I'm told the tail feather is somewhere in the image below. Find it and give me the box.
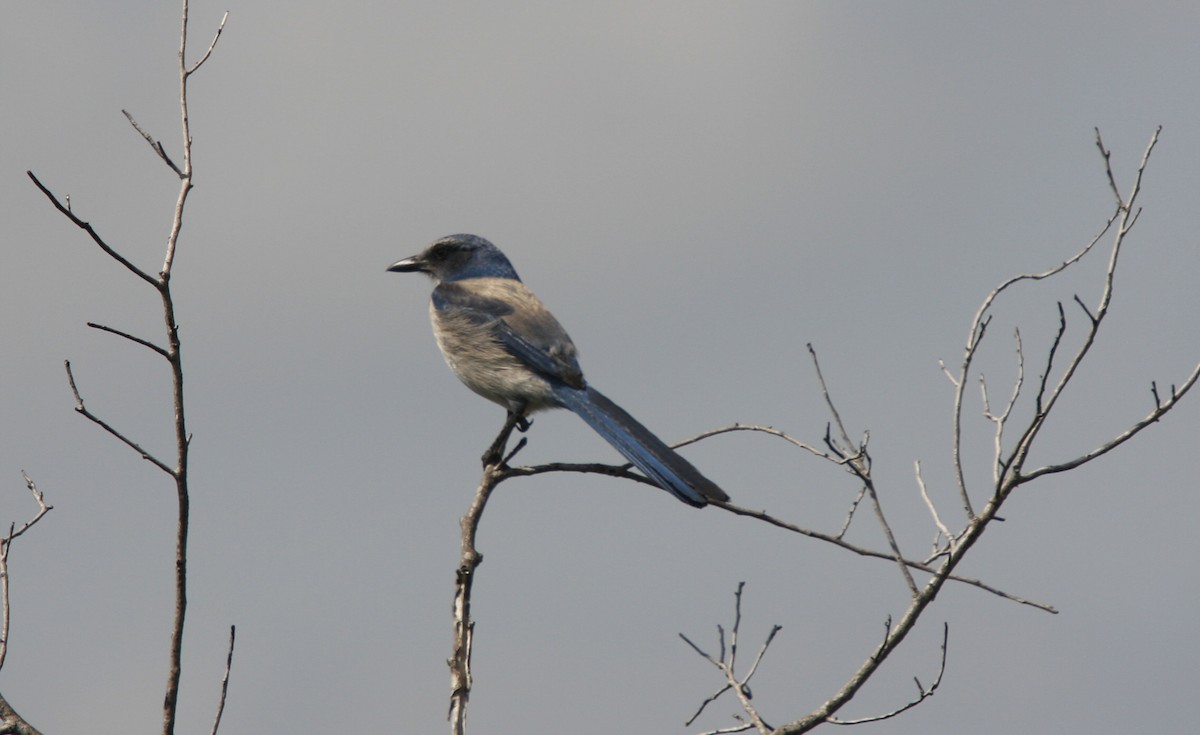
[553,385,728,507]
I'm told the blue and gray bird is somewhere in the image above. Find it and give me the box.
[388,234,728,508]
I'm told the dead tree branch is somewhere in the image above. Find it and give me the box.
[0,473,53,672]
[208,625,236,735]
[825,622,949,725]
[0,474,53,735]
[64,360,175,476]
[433,128,1190,734]
[681,583,781,734]
[26,3,229,735]
[447,426,512,735]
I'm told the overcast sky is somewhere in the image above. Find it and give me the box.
[2,2,1199,734]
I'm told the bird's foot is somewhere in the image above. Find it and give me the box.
[482,411,529,468]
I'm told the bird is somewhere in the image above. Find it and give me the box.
[388,234,728,508]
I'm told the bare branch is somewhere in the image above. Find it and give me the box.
[0,693,44,735]
[834,486,867,540]
[122,109,184,178]
[826,623,949,725]
[1,473,54,672]
[7,473,52,547]
[1021,360,1200,482]
[771,132,1169,734]
[64,360,176,476]
[25,170,159,288]
[1072,293,1097,325]
[947,202,1120,518]
[938,359,960,388]
[861,476,918,597]
[807,344,853,450]
[980,329,1025,484]
[674,423,830,462]
[1007,128,1163,480]
[696,723,756,735]
[505,443,1056,612]
[87,321,170,359]
[804,345,918,595]
[1095,127,1124,208]
[27,5,227,735]
[208,625,236,735]
[1032,302,1068,420]
[915,461,954,555]
[185,11,230,75]
[682,584,779,734]
[449,419,511,734]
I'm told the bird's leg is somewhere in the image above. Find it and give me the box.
[482,405,529,468]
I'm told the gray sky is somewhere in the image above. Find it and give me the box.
[3,2,1199,733]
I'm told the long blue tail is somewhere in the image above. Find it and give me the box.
[553,385,728,507]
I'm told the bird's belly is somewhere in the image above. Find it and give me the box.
[432,313,559,413]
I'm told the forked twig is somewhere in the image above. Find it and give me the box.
[0,473,54,672]
[681,583,781,734]
[826,623,949,725]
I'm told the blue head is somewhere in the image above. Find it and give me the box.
[387,234,521,283]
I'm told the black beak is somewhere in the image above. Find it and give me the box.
[386,255,425,273]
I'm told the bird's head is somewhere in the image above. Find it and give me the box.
[387,234,521,283]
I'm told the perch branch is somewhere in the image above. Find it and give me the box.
[448,415,516,735]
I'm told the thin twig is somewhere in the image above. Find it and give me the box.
[64,360,175,476]
[87,322,170,359]
[806,346,917,595]
[682,584,779,734]
[834,486,867,540]
[770,128,1171,735]
[505,450,1056,612]
[208,625,236,735]
[186,11,229,74]
[915,461,954,555]
[861,476,918,597]
[981,329,1025,484]
[947,206,1120,519]
[0,474,54,672]
[1021,359,1200,481]
[1095,127,1124,209]
[122,110,184,178]
[674,423,830,462]
[1006,128,1162,482]
[826,623,949,725]
[25,171,159,288]
[808,344,853,449]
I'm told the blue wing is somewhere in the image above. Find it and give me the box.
[432,279,584,388]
